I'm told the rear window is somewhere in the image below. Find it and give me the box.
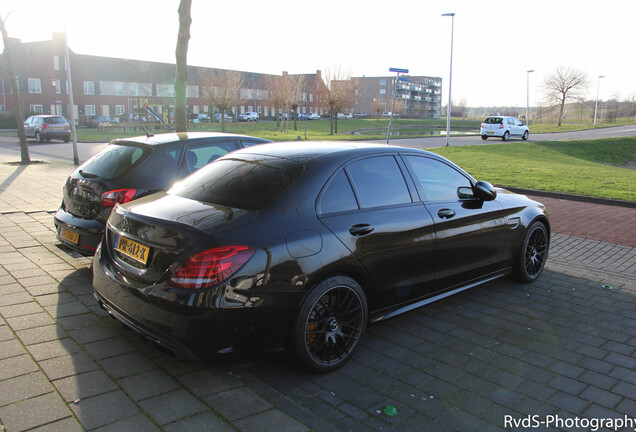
[169,154,303,210]
[79,144,150,180]
[484,117,503,124]
[44,116,67,124]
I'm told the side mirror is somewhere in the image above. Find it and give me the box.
[473,181,497,201]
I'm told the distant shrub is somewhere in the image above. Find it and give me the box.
[0,112,17,129]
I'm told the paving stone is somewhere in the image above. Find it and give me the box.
[0,392,72,432]
[118,369,181,402]
[70,390,139,430]
[54,369,119,403]
[0,371,54,407]
[39,351,99,381]
[162,411,235,432]
[138,389,207,425]
[204,386,273,421]
[234,409,309,432]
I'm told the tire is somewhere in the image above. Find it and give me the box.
[502,131,510,141]
[522,130,529,141]
[511,221,549,282]
[293,276,367,373]
[35,132,43,143]
[63,137,70,143]
[481,135,488,140]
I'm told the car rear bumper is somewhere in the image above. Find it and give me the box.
[480,129,504,137]
[53,207,104,255]
[41,130,70,139]
[92,244,298,361]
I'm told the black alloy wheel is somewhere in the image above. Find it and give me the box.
[294,276,367,373]
[481,135,488,140]
[512,221,549,282]
[522,130,529,140]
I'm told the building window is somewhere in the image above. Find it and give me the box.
[129,83,139,96]
[380,79,386,86]
[379,89,386,95]
[29,104,43,114]
[53,79,61,94]
[114,82,124,96]
[309,94,313,102]
[157,84,174,97]
[54,56,60,71]
[84,81,95,95]
[28,78,42,94]
[115,105,125,115]
[257,106,262,114]
[85,105,96,116]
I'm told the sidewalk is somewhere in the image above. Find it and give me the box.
[1,158,635,431]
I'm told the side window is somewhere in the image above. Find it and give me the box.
[320,171,358,214]
[241,140,266,148]
[346,156,411,209]
[508,118,514,125]
[179,141,237,176]
[403,156,472,202]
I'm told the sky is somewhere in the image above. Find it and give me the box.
[2,0,635,108]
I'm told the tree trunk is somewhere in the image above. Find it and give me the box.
[174,0,192,132]
[558,99,565,127]
[0,16,30,164]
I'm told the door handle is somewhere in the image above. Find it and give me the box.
[349,224,374,236]
[438,209,456,219]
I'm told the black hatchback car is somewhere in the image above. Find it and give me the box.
[92,142,549,372]
[54,132,271,254]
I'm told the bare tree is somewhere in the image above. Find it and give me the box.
[264,75,286,128]
[542,67,589,126]
[0,13,29,164]
[200,70,244,132]
[287,75,306,131]
[370,99,383,119]
[174,0,192,132]
[321,67,356,135]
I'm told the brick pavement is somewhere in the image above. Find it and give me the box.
[1,157,636,431]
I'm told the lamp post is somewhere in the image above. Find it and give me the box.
[526,70,534,126]
[442,12,454,146]
[594,74,604,127]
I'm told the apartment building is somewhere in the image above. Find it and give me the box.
[352,75,442,118]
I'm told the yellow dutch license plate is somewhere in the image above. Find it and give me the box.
[114,235,150,265]
[60,227,79,244]
[487,131,495,135]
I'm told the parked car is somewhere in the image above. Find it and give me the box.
[238,112,259,122]
[297,113,308,121]
[92,141,550,372]
[24,115,71,143]
[353,112,368,118]
[54,132,272,255]
[196,113,211,122]
[213,113,233,123]
[86,116,112,128]
[306,113,321,120]
[480,116,529,141]
[337,113,353,119]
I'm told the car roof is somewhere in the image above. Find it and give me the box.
[111,132,270,147]
[230,141,442,165]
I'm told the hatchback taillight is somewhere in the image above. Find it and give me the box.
[169,246,255,289]
[499,123,505,129]
[101,189,137,207]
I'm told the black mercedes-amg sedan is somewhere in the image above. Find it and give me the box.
[92,142,549,372]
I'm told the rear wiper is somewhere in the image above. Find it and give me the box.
[79,170,98,178]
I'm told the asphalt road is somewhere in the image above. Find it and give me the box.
[1,125,635,164]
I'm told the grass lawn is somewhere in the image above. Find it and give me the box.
[430,137,636,202]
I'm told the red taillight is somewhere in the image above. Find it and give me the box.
[101,189,137,207]
[169,246,255,289]
[41,124,50,129]
[499,123,505,129]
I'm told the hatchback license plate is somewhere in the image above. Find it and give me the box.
[60,227,79,244]
[114,235,149,265]
[487,131,495,135]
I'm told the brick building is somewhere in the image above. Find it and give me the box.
[0,33,327,124]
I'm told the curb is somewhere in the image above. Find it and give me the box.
[501,186,636,209]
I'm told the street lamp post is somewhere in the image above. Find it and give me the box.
[594,74,604,128]
[526,70,534,126]
[442,12,455,147]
